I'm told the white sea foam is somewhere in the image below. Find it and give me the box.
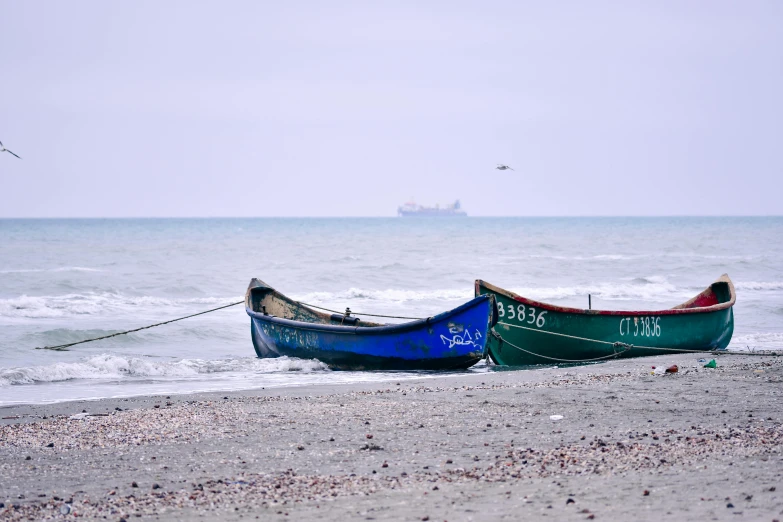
[0,266,104,274]
[730,332,783,349]
[6,278,777,321]
[0,293,241,319]
[525,253,757,262]
[511,281,683,302]
[591,254,638,260]
[515,278,781,302]
[734,281,783,291]
[294,288,472,304]
[0,354,329,387]
[528,254,643,261]
[295,278,686,305]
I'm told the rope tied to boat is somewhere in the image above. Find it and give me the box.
[34,300,424,351]
[492,322,783,361]
[35,300,245,351]
[490,330,632,363]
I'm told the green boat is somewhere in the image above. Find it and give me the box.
[475,274,735,365]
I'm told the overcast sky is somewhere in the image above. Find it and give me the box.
[1,1,781,217]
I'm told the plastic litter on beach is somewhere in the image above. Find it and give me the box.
[550,415,564,421]
[68,413,110,420]
[704,359,717,368]
[665,365,679,374]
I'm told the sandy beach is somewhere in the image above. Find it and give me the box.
[1,353,781,521]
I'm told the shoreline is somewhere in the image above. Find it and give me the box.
[3,349,779,410]
[1,353,782,521]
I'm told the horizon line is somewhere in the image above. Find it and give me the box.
[1,215,781,219]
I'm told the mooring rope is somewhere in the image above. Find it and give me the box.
[500,322,641,349]
[296,301,424,321]
[489,331,631,363]
[36,301,245,351]
[35,299,423,351]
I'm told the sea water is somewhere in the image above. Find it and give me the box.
[1,217,781,405]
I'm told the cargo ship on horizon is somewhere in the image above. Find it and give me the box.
[397,199,467,217]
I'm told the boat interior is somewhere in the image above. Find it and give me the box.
[246,280,385,327]
[672,275,735,310]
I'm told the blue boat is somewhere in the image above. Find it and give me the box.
[245,279,497,370]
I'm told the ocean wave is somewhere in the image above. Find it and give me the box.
[525,253,757,262]
[3,279,777,321]
[297,279,783,305]
[24,328,143,347]
[630,275,668,285]
[21,324,245,347]
[296,278,685,305]
[0,266,104,274]
[510,280,682,302]
[734,282,783,291]
[0,293,241,319]
[592,254,638,260]
[527,254,643,261]
[294,288,472,304]
[0,354,329,387]
[729,332,783,349]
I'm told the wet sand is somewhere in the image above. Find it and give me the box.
[1,353,782,521]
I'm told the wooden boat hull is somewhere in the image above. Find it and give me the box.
[247,279,497,371]
[476,275,735,366]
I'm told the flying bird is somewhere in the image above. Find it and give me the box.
[0,141,21,159]
[496,164,513,171]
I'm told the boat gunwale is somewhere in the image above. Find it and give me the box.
[476,274,735,317]
[246,283,495,336]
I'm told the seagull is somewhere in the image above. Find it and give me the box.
[0,141,21,159]
[496,164,513,171]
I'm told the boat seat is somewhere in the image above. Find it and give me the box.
[331,313,360,326]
